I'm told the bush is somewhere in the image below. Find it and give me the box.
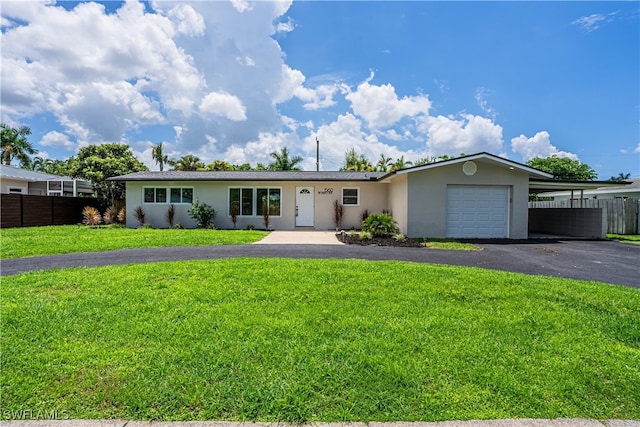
[82,206,102,226]
[165,204,176,227]
[117,207,126,224]
[188,199,216,228]
[333,200,344,229]
[133,206,146,227]
[361,213,399,237]
[359,230,372,240]
[102,206,117,224]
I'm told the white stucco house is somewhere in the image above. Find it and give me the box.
[0,164,94,197]
[112,152,572,239]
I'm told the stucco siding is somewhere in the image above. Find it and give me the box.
[125,180,388,230]
[387,175,408,234]
[1,178,28,195]
[406,162,530,238]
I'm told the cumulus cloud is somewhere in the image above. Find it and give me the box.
[40,131,76,151]
[419,114,504,157]
[510,131,578,161]
[168,4,205,36]
[199,91,247,121]
[346,73,431,129]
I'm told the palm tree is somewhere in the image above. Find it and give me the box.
[389,156,412,172]
[168,154,204,171]
[376,154,393,172]
[340,148,374,172]
[1,123,37,167]
[31,156,54,172]
[151,143,169,171]
[206,160,234,171]
[268,147,303,171]
[609,172,631,182]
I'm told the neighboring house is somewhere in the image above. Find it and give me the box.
[538,177,640,200]
[0,164,94,197]
[113,152,582,239]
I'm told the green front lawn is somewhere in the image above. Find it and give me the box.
[2,259,638,422]
[0,225,269,258]
[607,234,640,245]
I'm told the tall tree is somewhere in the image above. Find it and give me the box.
[1,123,37,167]
[151,143,169,171]
[608,172,631,182]
[268,147,303,171]
[526,156,597,181]
[340,148,374,171]
[67,143,148,201]
[389,156,412,171]
[205,160,234,171]
[169,154,204,171]
[376,154,393,172]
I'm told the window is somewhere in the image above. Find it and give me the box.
[144,187,192,204]
[342,187,359,205]
[229,187,281,216]
[8,188,23,194]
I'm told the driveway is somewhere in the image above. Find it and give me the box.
[2,238,638,288]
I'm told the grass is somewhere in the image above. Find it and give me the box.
[607,234,640,245]
[2,258,638,422]
[0,225,269,258]
[421,238,482,251]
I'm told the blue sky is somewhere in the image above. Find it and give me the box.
[1,1,638,178]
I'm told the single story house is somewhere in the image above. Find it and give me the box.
[537,177,640,201]
[113,152,579,239]
[0,164,94,197]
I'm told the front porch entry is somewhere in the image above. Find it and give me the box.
[296,186,314,227]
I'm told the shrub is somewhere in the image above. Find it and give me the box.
[133,206,146,227]
[165,204,176,228]
[333,200,344,229]
[188,199,216,229]
[103,206,117,224]
[174,223,184,229]
[361,213,399,237]
[261,196,270,230]
[359,230,372,240]
[82,206,102,226]
[117,207,126,224]
[230,202,239,229]
[246,224,255,230]
[360,209,370,223]
[393,233,406,241]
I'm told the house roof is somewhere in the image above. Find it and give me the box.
[535,177,639,195]
[110,170,388,182]
[0,164,74,182]
[392,152,553,179]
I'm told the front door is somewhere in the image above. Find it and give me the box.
[296,186,314,227]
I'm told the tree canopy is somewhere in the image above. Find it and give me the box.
[151,143,169,171]
[268,147,303,171]
[608,172,631,183]
[169,154,205,171]
[526,156,597,181]
[1,123,37,168]
[67,143,148,201]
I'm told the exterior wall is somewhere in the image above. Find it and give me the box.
[529,208,606,238]
[125,180,388,230]
[405,162,531,239]
[387,174,408,234]
[1,178,28,195]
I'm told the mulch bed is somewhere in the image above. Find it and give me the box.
[336,233,424,247]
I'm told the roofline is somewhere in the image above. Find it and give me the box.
[392,152,553,179]
[108,172,388,182]
[529,179,632,192]
[536,181,636,196]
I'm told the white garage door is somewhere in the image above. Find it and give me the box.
[446,186,509,238]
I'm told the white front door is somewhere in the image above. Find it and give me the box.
[296,186,314,227]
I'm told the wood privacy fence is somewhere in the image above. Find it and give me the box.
[1,194,104,228]
[529,198,639,235]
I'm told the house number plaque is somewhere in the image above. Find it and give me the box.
[317,187,333,195]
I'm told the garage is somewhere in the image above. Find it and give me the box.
[446,185,509,238]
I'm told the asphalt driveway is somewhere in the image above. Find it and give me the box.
[2,239,638,288]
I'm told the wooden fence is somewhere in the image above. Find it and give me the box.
[529,198,639,235]
[1,194,105,228]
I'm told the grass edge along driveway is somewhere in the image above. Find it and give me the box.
[2,258,638,422]
[0,225,269,259]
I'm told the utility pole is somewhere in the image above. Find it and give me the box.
[316,136,320,171]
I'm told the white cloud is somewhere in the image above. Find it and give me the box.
[168,4,205,36]
[420,114,504,157]
[634,144,640,154]
[475,87,497,119]
[510,131,578,161]
[230,0,253,13]
[199,91,247,121]
[40,131,76,151]
[571,12,618,32]
[275,16,295,33]
[346,73,431,128]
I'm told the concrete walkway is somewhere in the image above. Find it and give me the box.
[2,419,639,426]
[253,230,343,245]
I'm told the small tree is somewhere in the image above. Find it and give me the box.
[261,195,270,230]
[333,199,344,229]
[133,206,146,227]
[165,204,176,227]
[188,199,216,228]
[230,201,239,229]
